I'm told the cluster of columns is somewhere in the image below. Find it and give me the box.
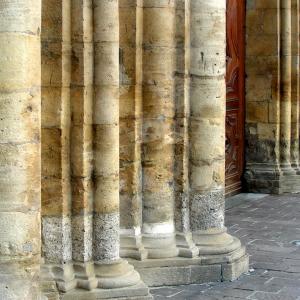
[0,0,247,299]
[245,0,300,193]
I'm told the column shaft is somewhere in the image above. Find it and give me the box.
[93,0,141,289]
[142,0,178,258]
[71,0,96,290]
[93,0,120,264]
[119,0,147,260]
[174,0,198,258]
[290,0,300,169]
[280,0,294,172]
[189,0,241,255]
[0,1,41,298]
[189,0,226,233]
[41,0,76,292]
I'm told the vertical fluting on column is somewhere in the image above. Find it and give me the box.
[142,0,178,258]
[93,0,141,288]
[290,0,300,170]
[0,1,41,298]
[119,0,147,260]
[41,0,76,292]
[189,0,241,255]
[280,0,295,173]
[70,0,97,290]
[174,0,198,258]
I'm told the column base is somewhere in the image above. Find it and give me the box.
[94,259,142,289]
[130,246,248,286]
[176,232,199,258]
[41,262,77,293]
[41,260,152,299]
[194,227,249,280]
[245,164,300,193]
[73,261,98,290]
[60,281,153,300]
[142,234,179,259]
[120,232,148,260]
[127,228,248,286]
[193,228,241,255]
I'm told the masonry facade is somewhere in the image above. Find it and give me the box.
[0,0,299,299]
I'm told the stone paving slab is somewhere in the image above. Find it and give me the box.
[150,194,300,299]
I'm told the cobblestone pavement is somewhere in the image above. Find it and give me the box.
[150,194,300,299]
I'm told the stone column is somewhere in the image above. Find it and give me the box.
[174,0,198,258]
[71,0,97,290]
[93,0,142,289]
[142,0,178,258]
[280,0,295,173]
[290,0,299,170]
[0,1,41,299]
[189,0,242,256]
[119,0,147,260]
[41,0,76,292]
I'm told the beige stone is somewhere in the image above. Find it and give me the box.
[0,1,41,299]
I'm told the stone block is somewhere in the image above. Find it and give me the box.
[246,101,269,123]
[61,282,152,300]
[190,265,222,284]
[137,266,191,287]
[222,254,250,281]
[246,75,272,102]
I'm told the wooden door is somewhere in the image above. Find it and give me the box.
[225,0,245,196]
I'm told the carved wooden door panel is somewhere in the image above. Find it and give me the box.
[225,0,245,196]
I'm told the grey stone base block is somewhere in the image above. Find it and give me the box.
[279,174,300,193]
[60,282,152,300]
[222,253,250,281]
[136,263,222,287]
[245,167,300,194]
[130,246,249,287]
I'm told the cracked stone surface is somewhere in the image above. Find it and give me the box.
[150,193,300,299]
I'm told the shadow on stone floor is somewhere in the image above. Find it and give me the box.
[150,194,300,299]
